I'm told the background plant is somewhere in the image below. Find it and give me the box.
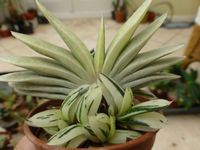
[150,63,200,109]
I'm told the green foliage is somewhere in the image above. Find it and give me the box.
[150,63,200,109]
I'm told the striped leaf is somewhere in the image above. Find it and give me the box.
[0,56,84,84]
[127,112,168,131]
[66,135,87,148]
[36,0,95,79]
[134,89,156,99]
[48,125,84,146]
[115,44,184,81]
[0,71,77,88]
[15,89,67,100]
[100,81,118,114]
[11,32,90,81]
[118,87,133,116]
[88,115,110,142]
[9,82,71,95]
[94,17,105,73]
[103,0,152,74]
[26,109,64,128]
[108,130,141,144]
[120,57,184,84]
[99,74,124,112]
[108,116,116,139]
[43,127,59,135]
[110,14,167,76]
[77,84,102,124]
[118,99,170,120]
[61,85,89,122]
[122,73,180,89]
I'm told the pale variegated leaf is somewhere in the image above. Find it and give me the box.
[110,14,167,76]
[94,17,105,73]
[0,56,84,84]
[36,0,95,79]
[119,99,170,120]
[115,44,184,81]
[118,87,133,116]
[26,109,63,127]
[127,112,168,131]
[9,82,71,95]
[11,32,90,81]
[103,0,152,74]
[0,71,77,88]
[48,125,84,145]
[66,135,87,148]
[43,127,59,135]
[88,115,110,142]
[108,130,141,144]
[122,73,179,88]
[120,57,183,84]
[99,74,124,112]
[61,85,89,122]
[15,89,67,100]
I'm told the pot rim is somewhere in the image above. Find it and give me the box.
[24,100,157,150]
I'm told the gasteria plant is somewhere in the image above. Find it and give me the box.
[0,0,183,148]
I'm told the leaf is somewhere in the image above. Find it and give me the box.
[66,135,87,148]
[77,84,102,124]
[120,57,184,84]
[0,71,77,88]
[100,80,118,113]
[99,74,124,112]
[0,56,84,84]
[110,14,167,76]
[94,17,105,73]
[15,89,67,100]
[127,112,168,131]
[26,109,63,127]
[118,87,133,116]
[102,0,152,74]
[36,0,95,79]
[61,85,89,122]
[108,116,116,139]
[48,125,84,146]
[108,130,141,144]
[118,99,170,120]
[122,73,180,89]
[115,44,184,81]
[88,115,110,142]
[9,82,71,95]
[43,127,59,135]
[11,32,90,81]
[133,89,156,99]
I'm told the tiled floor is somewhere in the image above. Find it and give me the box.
[1,19,199,150]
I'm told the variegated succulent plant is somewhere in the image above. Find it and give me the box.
[0,0,183,148]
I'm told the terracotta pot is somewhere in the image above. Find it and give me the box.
[24,100,157,150]
[115,10,126,23]
[0,29,11,37]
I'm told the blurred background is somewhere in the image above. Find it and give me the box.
[0,0,200,150]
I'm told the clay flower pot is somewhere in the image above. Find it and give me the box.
[0,25,11,37]
[23,100,157,150]
[115,10,126,23]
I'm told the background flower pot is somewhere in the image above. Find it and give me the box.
[21,100,157,150]
[0,29,11,37]
[115,10,126,23]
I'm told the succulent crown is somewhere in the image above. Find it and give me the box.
[0,0,182,100]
